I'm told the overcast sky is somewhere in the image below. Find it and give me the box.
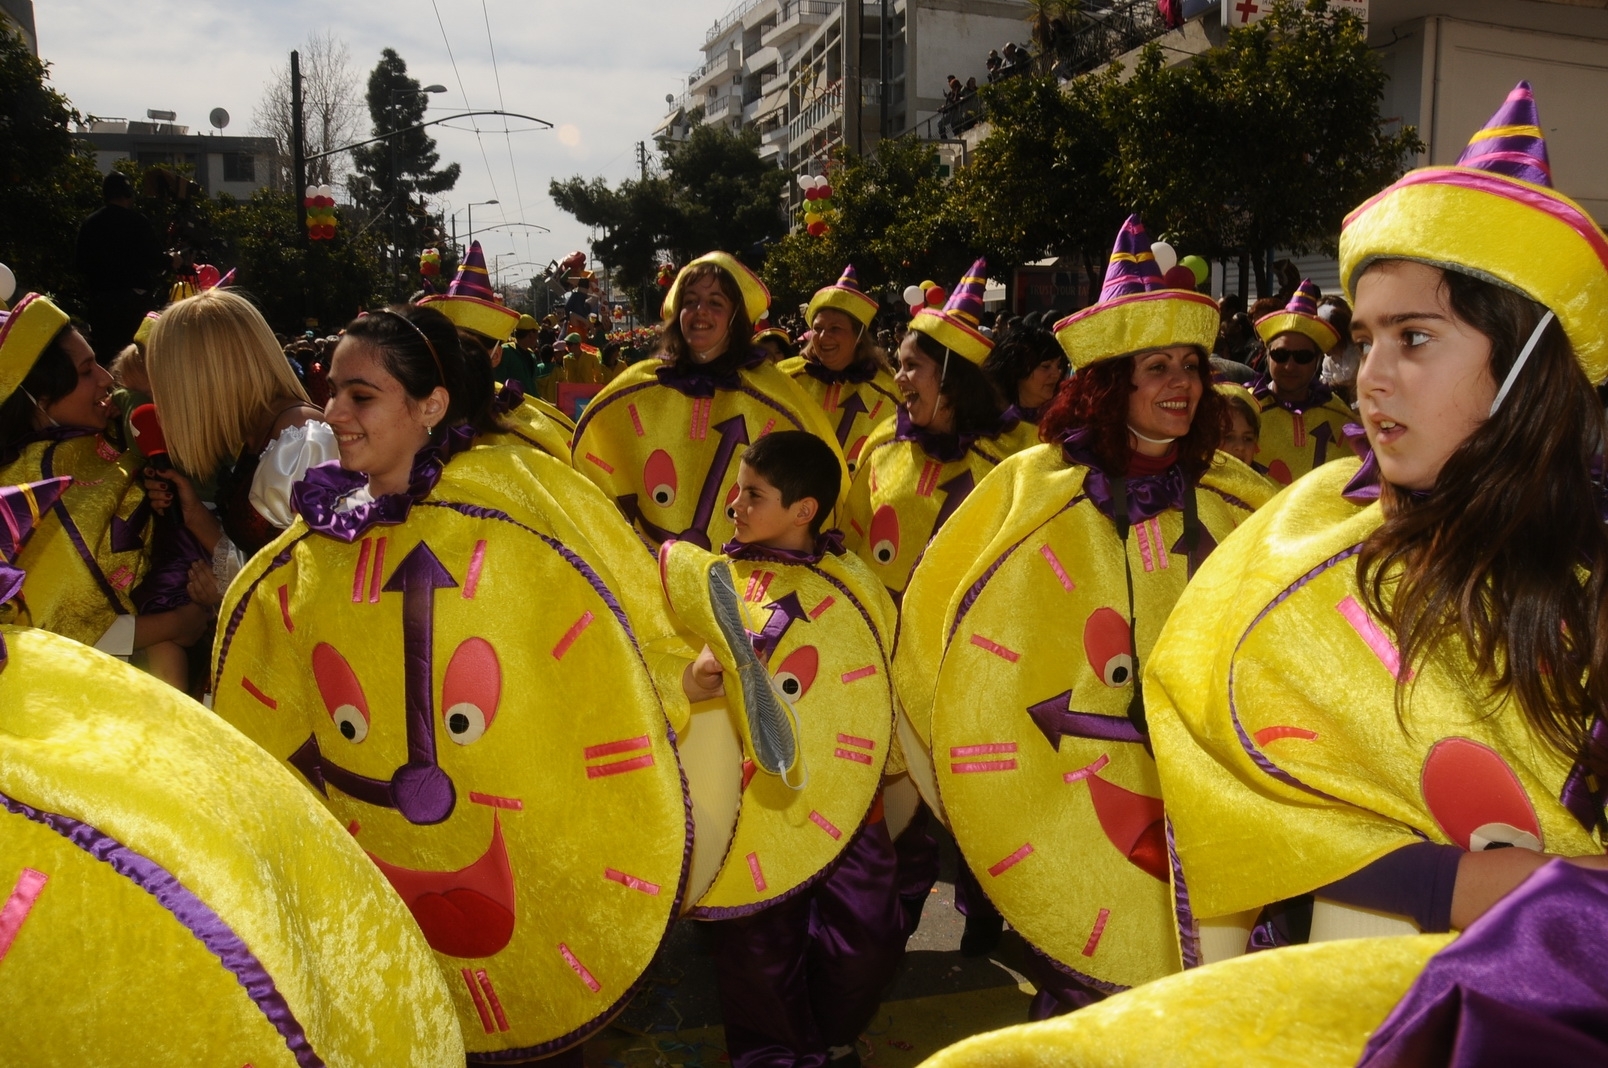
[36,0,739,283]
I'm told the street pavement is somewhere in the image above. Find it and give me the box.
[589,831,1036,1067]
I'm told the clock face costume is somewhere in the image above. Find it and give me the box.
[485,380,574,463]
[571,254,847,550]
[660,534,896,916]
[0,478,462,1067]
[211,432,694,1061]
[1250,279,1354,486]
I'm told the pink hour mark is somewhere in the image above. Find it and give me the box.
[1039,544,1076,592]
[1082,908,1111,957]
[969,634,1021,663]
[1337,595,1411,679]
[987,842,1034,877]
[0,868,48,964]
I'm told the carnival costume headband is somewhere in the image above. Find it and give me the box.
[419,240,522,343]
[662,252,771,325]
[377,308,447,386]
[1053,215,1218,370]
[908,257,992,367]
[0,293,71,405]
[807,264,879,331]
[1255,279,1339,352]
[1340,80,1608,391]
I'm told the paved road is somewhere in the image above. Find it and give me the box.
[590,831,1036,1067]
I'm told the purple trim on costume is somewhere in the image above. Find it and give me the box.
[1225,545,1361,801]
[948,495,1087,643]
[0,790,324,1067]
[1560,716,1608,834]
[654,349,769,398]
[722,529,847,565]
[892,406,1013,464]
[1002,403,1042,426]
[1167,816,1200,969]
[686,803,879,922]
[803,359,879,386]
[1022,935,1127,995]
[291,425,478,542]
[1200,483,1257,514]
[212,542,303,692]
[38,440,128,611]
[1249,373,1336,415]
[1060,427,1188,526]
[492,379,525,415]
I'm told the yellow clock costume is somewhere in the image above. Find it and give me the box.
[896,217,1274,1014]
[0,480,463,1068]
[1249,282,1353,486]
[212,430,696,1062]
[571,254,846,550]
[1147,82,1608,955]
[778,265,900,475]
[487,381,574,464]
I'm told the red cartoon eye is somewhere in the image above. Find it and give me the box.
[442,637,501,745]
[313,642,369,743]
[1422,737,1543,852]
[1084,607,1134,687]
[869,505,900,565]
[644,449,678,508]
[725,481,741,520]
[773,645,819,701]
[846,435,868,474]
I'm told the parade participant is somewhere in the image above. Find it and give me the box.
[894,217,1272,1019]
[500,313,546,391]
[1249,280,1355,485]
[981,326,1067,425]
[0,293,205,686]
[1215,382,1264,470]
[1148,82,1608,976]
[660,430,901,1068]
[571,252,845,550]
[779,265,900,474]
[142,288,333,581]
[754,324,796,363]
[843,258,1037,603]
[0,477,464,1066]
[211,302,701,1063]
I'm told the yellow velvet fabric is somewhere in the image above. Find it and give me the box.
[0,626,461,1067]
[571,360,848,549]
[895,446,1273,989]
[919,935,1452,1068]
[420,293,521,344]
[909,308,992,366]
[0,294,70,404]
[1147,460,1603,923]
[807,286,879,329]
[1254,313,1340,353]
[1252,394,1355,487]
[663,253,771,324]
[776,355,901,474]
[843,418,1043,599]
[661,540,898,911]
[212,443,696,1057]
[0,433,150,645]
[484,392,575,463]
[1053,291,1220,371]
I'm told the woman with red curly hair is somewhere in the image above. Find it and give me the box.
[894,217,1274,1022]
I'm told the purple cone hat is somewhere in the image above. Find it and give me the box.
[909,257,992,364]
[419,240,520,342]
[806,264,879,329]
[1342,80,1608,383]
[1053,215,1219,370]
[1255,279,1339,351]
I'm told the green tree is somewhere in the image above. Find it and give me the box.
[350,48,460,298]
[0,26,105,309]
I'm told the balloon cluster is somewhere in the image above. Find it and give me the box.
[561,250,588,275]
[612,306,626,320]
[655,263,677,289]
[304,184,337,241]
[1150,241,1210,290]
[419,248,441,278]
[900,280,947,316]
[798,174,834,237]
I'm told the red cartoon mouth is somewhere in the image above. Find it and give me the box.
[1422,737,1544,852]
[367,815,517,958]
[1085,774,1169,882]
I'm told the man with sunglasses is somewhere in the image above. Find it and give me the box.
[1249,280,1355,485]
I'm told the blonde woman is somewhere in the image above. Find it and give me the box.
[144,289,334,594]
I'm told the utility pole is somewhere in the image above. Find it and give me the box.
[291,50,307,246]
[845,0,863,155]
[637,141,648,182]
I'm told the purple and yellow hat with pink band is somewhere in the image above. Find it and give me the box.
[1255,279,1339,352]
[1054,215,1219,370]
[909,258,993,365]
[1341,80,1608,384]
[807,264,879,329]
[418,240,521,342]
[0,293,71,406]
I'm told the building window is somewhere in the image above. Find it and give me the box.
[223,152,256,182]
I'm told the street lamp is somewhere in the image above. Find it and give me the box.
[388,84,448,286]
[464,199,500,248]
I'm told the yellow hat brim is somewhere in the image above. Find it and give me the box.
[662,252,770,324]
[807,287,878,328]
[132,311,160,348]
[1255,312,1338,352]
[909,308,991,365]
[0,294,71,404]
[418,294,521,342]
[1340,167,1608,383]
[1053,290,1219,370]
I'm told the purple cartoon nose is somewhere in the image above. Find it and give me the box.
[392,760,456,825]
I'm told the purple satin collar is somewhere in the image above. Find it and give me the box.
[492,378,524,414]
[655,348,768,398]
[1340,424,1435,508]
[893,405,1009,464]
[291,424,477,542]
[1003,403,1042,425]
[1251,372,1335,414]
[720,528,847,564]
[803,358,880,386]
[1059,425,1187,526]
[25,425,102,445]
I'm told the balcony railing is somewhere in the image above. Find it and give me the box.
[706,0,766,45]
[762,0,833,47]
[690,47,737,88]
[788,80,843,145]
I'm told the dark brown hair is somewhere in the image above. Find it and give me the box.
[982,328,1067,407]
[908,329,1007,438]
[657,262,757,376]
[0,325,78,465]
[1039,348,1224,482]
[341,305,501,435]
[1357,264,1608,779]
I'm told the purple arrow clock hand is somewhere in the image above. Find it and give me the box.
[749,591,809,664]
[1027,689,1146,750]
[616,493,679,545]
[1310,420,1334,467]
[932,469,976,534]
[833,393,870,448]
[381,541,459,824]
[681,415,750,548]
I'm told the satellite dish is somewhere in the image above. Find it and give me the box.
[209,108,230,132]
[665,94,675,105]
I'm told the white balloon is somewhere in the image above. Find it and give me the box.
[305,184,318,199]
[797,174,813,191]
[1150,242,1178,274]
[0,263,14,304]
[319,184,335,199]
[902,285,925,306]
